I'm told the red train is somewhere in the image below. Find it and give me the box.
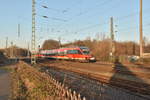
[37,46,96,62]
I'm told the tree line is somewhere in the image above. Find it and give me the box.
[41,37,150,62]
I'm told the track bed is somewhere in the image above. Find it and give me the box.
[37,60,150,98]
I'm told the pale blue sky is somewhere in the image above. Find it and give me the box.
[0,0,150,48]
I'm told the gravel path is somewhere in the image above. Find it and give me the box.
[0,69,11,100]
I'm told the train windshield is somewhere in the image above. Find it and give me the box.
[80,47,90,55]
[82,50,90,55]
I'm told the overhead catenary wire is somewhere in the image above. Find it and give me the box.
[75,0,114,16]
[66,0,121,23]
[36,14,68,22]
[59,0,122,30]
[36,2,68,13]
[28,0,150,44]
[73,7,150,35]
[115,8,150,23]
[34,0,122,36]
[41,5,68,13]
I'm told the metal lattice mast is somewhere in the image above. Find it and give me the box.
[31,0,36,64]
[110,17,114,41]
[110,17,115,59]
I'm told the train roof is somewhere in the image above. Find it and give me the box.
[40,46,89,54]
[40,47,81,54]
[79,46,89,49]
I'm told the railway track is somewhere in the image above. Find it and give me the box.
[38,60,150,79]
[37,60,150,99]
[38,66,150,100]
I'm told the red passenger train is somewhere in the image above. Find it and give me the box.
[37,46,96,62]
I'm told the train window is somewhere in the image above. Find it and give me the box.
[67,50,82,54]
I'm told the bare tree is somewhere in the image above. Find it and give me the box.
[42,39,60,50]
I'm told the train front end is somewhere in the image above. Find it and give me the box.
[79,46,96,62]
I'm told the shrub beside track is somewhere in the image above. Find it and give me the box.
[11,61,85,100]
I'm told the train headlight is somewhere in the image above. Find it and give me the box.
[90,57,95,60]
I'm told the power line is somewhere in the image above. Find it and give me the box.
[115,8,150,22]
[42,5,68,13]
[73,0,119,19]
[31,0,149,46]
[68,0,114,21]
[34,0,121,36]
[61,0,122,29]
[36,2,68,13]
[74,23,102,33]
[36,14,68,22]
[73,0,113,16]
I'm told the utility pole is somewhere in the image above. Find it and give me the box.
[10,42,13,58]
[140,0,143,57]
[6,37,8,49]
[58,37,61,48]
[110,17,115,62]
[18,24,20,37]
[31,0,36,64]
[27,42,30,57]
[5,37,8,57]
